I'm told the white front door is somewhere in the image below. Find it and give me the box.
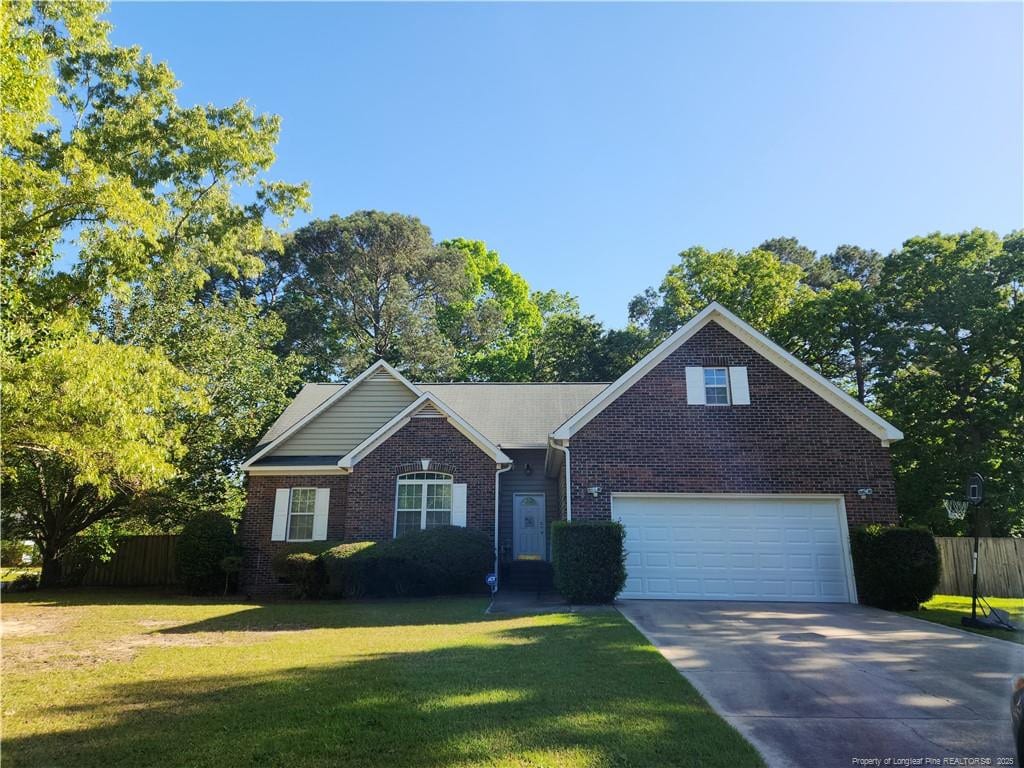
[614,495,856,603]
[513,493,546,560]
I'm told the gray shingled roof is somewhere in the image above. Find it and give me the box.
[254,381,608,455]
[419,383,608,447]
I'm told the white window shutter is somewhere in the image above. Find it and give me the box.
[685,366,706,405]
[312,488,330,540]
[451,483,467,527]
[729,366,750,405]
[271,489,290,541]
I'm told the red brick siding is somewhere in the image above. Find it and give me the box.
[568,321,898,527]
[240,474,348,595]
[346,416,499,541]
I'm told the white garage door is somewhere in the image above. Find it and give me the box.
[614,495,854,603]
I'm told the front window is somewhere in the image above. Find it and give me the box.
[704,367,730,405]
[288,488,316,541]
[395,472,452,536]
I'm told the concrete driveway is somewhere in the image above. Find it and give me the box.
[618,600,1022,768]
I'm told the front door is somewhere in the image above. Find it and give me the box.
[513,493,546,560]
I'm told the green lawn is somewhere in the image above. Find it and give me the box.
[902,594,1024,644]
[0,566,40,583]
[1,591,763,768]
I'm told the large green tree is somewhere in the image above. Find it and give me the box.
[1,1,307,352]
[270,212,468,380]
[1,333,201,585]
[875,230,1023,535]
[1,1,307,577]
[437,238,543,381]
[629,245,810,338]
[781,246,885,402]
[759,236,838,290]
[103,276,304,524]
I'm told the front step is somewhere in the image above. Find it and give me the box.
[502,560,553,592]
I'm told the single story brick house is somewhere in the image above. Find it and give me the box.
[240,302,902,602]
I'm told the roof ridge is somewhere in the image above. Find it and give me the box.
[417,381,611,385]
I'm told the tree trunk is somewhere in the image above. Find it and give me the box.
[39,551,63,588]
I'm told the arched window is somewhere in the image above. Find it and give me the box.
[395,472,453,537]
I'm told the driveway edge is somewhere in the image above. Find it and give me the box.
[616,605,786,768]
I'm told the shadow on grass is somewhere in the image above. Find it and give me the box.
[157,596,497,632]
[2,618,762,768]
[1,588,498,628]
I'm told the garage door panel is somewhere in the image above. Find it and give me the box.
[644,552,671,568]
[615,496,852,603]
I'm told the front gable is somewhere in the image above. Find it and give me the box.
[243,361,420,469]
[552,302,902,445]
[338,394,511,469]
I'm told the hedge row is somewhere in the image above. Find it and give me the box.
[850,525,940,610]
[275,527,494,599]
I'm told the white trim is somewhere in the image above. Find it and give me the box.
[241,360,421,469]
[610,492,858,604]
[247,467,348,476]
[551,302,902,444]
[338,393,512,469]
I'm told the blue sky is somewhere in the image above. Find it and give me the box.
[107,2,1022,325]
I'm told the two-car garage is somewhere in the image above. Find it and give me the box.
[613,495,857,603]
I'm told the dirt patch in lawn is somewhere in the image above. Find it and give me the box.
[3,628,288,672]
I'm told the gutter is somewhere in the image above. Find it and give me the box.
[548,438,571,522]
[494,461,513,591]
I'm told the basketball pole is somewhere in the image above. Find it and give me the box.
[970,513,979,621]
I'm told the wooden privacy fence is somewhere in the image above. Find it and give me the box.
[935,537,1024,598]
[83,535,179,587]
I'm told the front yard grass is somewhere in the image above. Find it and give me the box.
[1,590,763,768]
[902,594,1024,644]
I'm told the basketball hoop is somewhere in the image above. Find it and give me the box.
[943,499,968,521]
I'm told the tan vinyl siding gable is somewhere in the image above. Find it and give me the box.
[268,370,419,457]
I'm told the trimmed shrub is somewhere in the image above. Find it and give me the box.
[5,572,40,592]
[384,526,493,595]
[322,527,493,598]
[321,541,381,598]
[850,525,940,610]
[270,542,338,598]
[550,521,626,604]
[177,512,237,595]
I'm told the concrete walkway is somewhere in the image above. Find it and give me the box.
[618,600,1022,768]
[487,589,614,616]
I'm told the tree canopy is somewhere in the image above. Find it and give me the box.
[1,0,307,584]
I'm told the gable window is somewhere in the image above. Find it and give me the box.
[287,487,317,541]
[704,367,730,405]
[395,472,452,537]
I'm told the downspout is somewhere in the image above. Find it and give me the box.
[548,438,571,522]
[494,460,513,591]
